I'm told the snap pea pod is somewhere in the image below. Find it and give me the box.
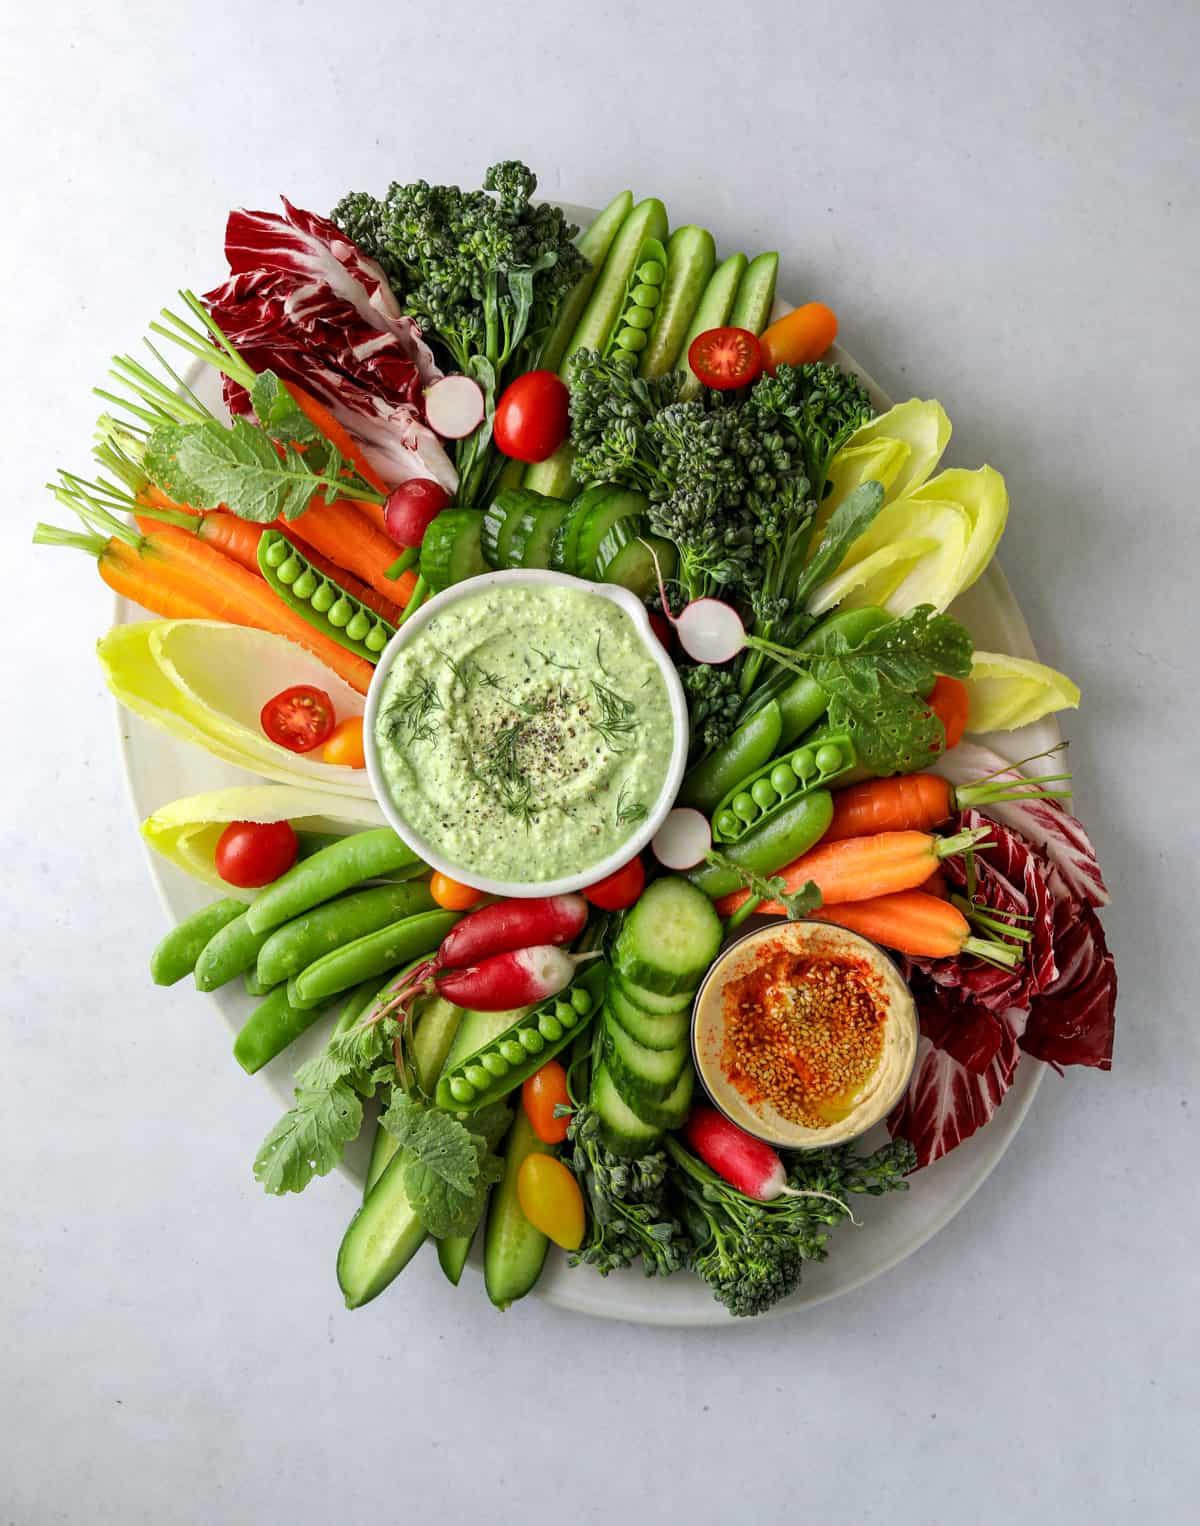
[149,898,244,986]
[245,830,421,936]
[434,963,607,1113]
[288,909,460,1011]
[195,909,275,992]
[687,789,834,899]
[712,732,856,843]
[233,985,335,1075]
[243,968,279,999]
[256,882,436,989]
[604,237,667,362]
[258,530,394,662]
[678,700,782,814]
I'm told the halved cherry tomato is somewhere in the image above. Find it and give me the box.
[429,872,485,911]
[516,1152,585,1250]
[321,715,365,768]
[583,855,645,911]
[494,370,570,462]
[521,1059,571,1144]
[759,301,839,374]
[261,685,335,753]
[215,821,298,888]
[927,675,971,751]
[687,327,763,391]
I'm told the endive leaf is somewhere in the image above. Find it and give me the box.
[965,652,1081,732]
[907,466,1009,598]
[141,784,386,894]
[813,398,952,542]
[99,621,374,796]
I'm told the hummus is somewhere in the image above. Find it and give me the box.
[692,921,917,1148]
[373,583,675,883]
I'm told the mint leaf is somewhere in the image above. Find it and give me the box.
[253,1079,362,1195]
[380,1093,508,1238]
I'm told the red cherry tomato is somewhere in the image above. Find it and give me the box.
[215,821,298,888]
[687,327,763,391]
[384,479,452,546]
[583,855,646,911]
[494,370,570,463]
[260,686,336,753]
[521,1059,571,1144]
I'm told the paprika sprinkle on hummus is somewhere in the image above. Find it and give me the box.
[692,921,918,1149]
[721,944,888,1129]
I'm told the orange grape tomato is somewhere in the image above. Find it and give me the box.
[759,302,839,374]
[429,872,485,911]
[516,1153,585,1250]
[321,715,366,767]
[927,675,971,751]
[521,1059,571,1143]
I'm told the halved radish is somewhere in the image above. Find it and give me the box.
[424,375,485,439]
[652,808,712,870]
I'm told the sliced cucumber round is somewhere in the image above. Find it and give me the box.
[421,509,487,591]
[614,877,723,997]
[574,487,650,580]
[624,1062,695,1130]
[510,502,567,569]
[603,1008,690,1102]
[591,1062,663,1156]
[550,485,610,574]
[607,986,691,1052]
[613,973,695,1016]
[594,515,678,599]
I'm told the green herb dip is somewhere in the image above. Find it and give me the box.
[374,584,675,883]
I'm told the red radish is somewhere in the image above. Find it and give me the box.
[436,945,597,1011]
[652,808,712,870]
[423,375,485,439]
[438,894,587,969]
[641,540,827,674]
[684,1105,860,1217]
[366,894,589,1024]
[383,479,452,545]
[648,610,673,650]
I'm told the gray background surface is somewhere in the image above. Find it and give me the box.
[2,2,1197,1521]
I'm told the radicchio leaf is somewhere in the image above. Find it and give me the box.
[204,199,456,492]
[914,808,1059,1015]
[1021,899,1116,1071]
[936,741,1110,908]
[888,996,1028,1168]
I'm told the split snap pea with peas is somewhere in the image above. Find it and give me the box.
[258,530,394,664]
[711,731,856,843]
[435,965,605,1114]
[606,240,666,361]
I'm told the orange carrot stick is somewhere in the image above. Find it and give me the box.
[807,890,973,959]
[823,775,955,843]
[138,525,375,692]
[282,495,409,603]
[714,826,989,916]
[97,539,221,620]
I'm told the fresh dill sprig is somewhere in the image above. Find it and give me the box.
[615,783,649,828]
[531,646,579,672]
[383,675,443,746]
[589,680,638,752]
